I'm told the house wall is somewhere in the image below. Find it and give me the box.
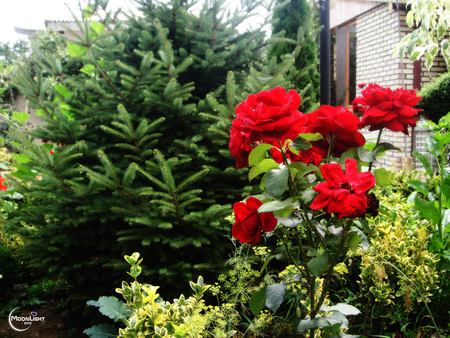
[355,4,442,171]
[330,0,379,29]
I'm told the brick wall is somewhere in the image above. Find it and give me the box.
[356,4,442,171]
[356,4,412,90]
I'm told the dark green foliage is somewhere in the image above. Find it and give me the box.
[2,0,321,309]
[417,72,450,123]
[268,0,320,112]
[2,0,268,305]
[0,245,20,296]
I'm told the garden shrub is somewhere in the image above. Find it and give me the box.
[0,245,20,296]
[358,192,440,329]
[3,0,321,308]
[417,72,450,123]
[84,252,239,338]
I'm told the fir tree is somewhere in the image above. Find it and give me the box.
[2,0,321,309]
[268,0,321,112]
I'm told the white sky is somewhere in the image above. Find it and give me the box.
[0,0,138,44]
[0,0,268,45]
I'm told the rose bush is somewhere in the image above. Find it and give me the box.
[227,84,423,337]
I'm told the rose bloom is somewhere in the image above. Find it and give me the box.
[229,128,254,168]
[303,105,365,158]
[232,196,277,246]
[352,83,422,135]
[232,87,307,143]
[310,158,376,219]
[0,176,6,192]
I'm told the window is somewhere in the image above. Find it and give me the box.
[333,22,356,108]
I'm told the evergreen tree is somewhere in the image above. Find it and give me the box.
[268,0,321,113]
[1,0,321,309]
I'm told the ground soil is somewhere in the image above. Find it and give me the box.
[0,296,88,338]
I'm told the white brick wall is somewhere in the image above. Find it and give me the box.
[356,4,442,171]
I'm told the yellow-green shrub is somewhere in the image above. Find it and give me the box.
[358,192,440,325]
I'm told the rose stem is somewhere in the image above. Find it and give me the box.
[368,128,383,173]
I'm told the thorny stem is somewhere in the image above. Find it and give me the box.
[279,140,294,197]
[368,128,383,173]
[314,220,352,316]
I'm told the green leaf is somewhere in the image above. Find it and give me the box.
[351,227,370,251]
[265,283,287,313]
[434,132,450,145]
[413,151,432,173]
[347,232,361,252]
[414,195,440,226]
[301,189,316,204]
[273,206,294,217]
[248,144,275,166]
[35,109,46,117]
[426,135,440,157]
[408,180,430,196]
[430,235,444,251]
[12,111,30,123]
[91,21,106,35]
[357,147,376,163]
[11,192,23,200]
[290,137,312,151]
[86,296,130,322]
[406,10,414,27]
[83,4,94,18]
[83,324,118,338]
[287,162,318,178]
[298,317,329,333]
[276,215,301,228]
[54,84,71,98]
[11,153,30,163]
[442,209,450,231]
[265,167,289,197]
[298,133,323,142]
[81,64,96,76]
[42,143,53,152]
[13,164,33,177]
[249,286,267,316]
[249,159,280,181]
[67,42,88,57]
[373,168,391,188]
[307,253,328,277]
[324,303,361,316]
[258,200,290,213]
[363,142,376,151]
[373,142,402,153]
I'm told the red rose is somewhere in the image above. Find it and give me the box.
[229,129,254,168]
[232,196,277,246]
[352,83,422,135]
[303,105,365,158]
[232,87,307,143]
[358,83,367,88]
[271,145,322,166]
[310,159,376,219]
[0,176,7,191]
